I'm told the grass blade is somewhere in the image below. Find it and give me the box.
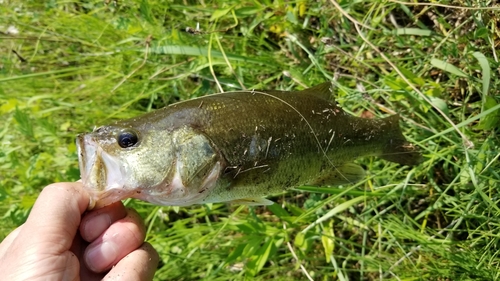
[472,51,491,98]
[138,45,276,66]
[396,28,432,36]
[430,58,467,77]
[302,196,367,233]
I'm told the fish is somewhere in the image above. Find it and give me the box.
[77,82,421,209]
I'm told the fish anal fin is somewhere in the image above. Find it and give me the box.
[229,197,275,206]
[308,163,366,186]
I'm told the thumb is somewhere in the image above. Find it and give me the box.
[19,182,90,253]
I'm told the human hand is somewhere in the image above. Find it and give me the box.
[0,182,158,280]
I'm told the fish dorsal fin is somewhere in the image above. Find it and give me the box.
[297,82,334,101]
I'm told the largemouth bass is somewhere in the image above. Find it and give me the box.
[77,82,420,209]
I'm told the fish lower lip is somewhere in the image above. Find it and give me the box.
[77,134,99,189]
[76,134,87,182]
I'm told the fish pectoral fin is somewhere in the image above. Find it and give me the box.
[229,197,275,206]
[308,163,366,186]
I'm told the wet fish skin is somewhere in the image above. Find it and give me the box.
[77,82,421,209]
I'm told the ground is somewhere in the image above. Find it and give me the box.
[1,1,499,280]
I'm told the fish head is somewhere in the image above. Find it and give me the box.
[77,124,177,209]
[77,121,223,209]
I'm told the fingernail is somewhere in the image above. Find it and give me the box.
[84,213,111,241]
[85,240,118,272]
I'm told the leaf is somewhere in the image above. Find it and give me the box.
[398,66,425,86]
[429,97,449,116]
[321,221,334,263]
[13,107,34,139]
[294,232,305,247]
[298,1,307,17]
[246,238,275,276]
[286,11,298,25]
[267,203,294,223]
[430,58,467,77]
[0,99,19,113]
[476,96,500,130]
[294,231,314,253]
[225,243,246,264]
[286,203,306,217]
[426,81,445,97]
[139,0,154,24]
[384,75,410,91]
[472,52,491,98]
[242,236,265,257]
[234,7,262,16]
[474,27,489,39]
[210,7,232,21]
[0,186,8,202]
[473,139,491,174]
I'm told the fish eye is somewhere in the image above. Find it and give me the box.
[117,130,139,148]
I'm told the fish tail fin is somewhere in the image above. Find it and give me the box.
[380,115,422,166]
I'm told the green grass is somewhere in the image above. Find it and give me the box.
[1,0,500,280]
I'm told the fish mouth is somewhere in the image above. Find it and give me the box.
[77,134,128,209]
